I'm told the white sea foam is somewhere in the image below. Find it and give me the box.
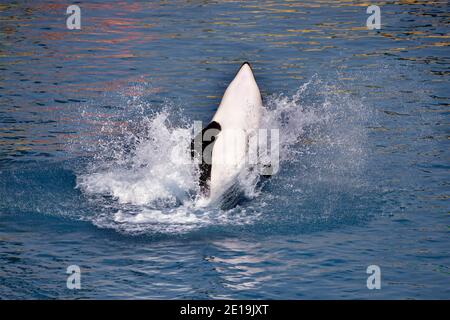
[77,112,197,206]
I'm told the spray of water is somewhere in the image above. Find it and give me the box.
[75,76,370,234]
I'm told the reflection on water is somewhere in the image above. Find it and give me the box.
[208,239,274,292]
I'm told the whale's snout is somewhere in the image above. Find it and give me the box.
[234,62,255,84]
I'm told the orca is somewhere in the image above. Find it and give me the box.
[191,62,263,204]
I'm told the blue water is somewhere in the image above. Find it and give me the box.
[0,1,449,299]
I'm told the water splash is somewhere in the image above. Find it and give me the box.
[75,76,371,234]
[77,111,196,206]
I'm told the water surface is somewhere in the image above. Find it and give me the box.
[0,0,449,299]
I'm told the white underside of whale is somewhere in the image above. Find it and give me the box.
[207,63,263,203]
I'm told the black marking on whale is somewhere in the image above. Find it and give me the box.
[191,121,222,195]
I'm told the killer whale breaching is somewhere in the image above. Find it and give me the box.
[191,62,264,206]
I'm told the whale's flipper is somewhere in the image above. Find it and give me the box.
[191,121,221,195]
